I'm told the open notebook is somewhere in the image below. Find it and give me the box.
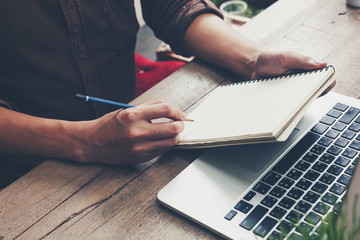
[177,66,336,148]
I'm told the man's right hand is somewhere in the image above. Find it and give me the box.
[75,100,186,165]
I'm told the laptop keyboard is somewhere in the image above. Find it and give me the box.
[224,102,360,239]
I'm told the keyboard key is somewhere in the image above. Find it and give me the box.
[311,182,328,194]
[278,177,295,189]
[287,187,304,199]
[345,165,355,175]
[342,130,356,140]
[327,165,343,175]
[286,210,304,224]
[349,140,360,151]
[295,160,311,172]
[296,178,312,191]
[312,162,328,173]
[352,157,358,166]
[333,103,348,112]
[319,173,336,185]
[303,191,320,204]
[322,192,338,205]
[327,145,342,156]
[261,195,278,208]
[267,231,282,240]
[310,145,326,155]
[253,182,271,195]
[333,122,347,132]
[325,129,340,139]
[318,137,333,147]
[327,109,342,118]
[272,132,319,174]
[276,220,294,234]
[287,169,303,180]
[339,107,360,124]
[313,202,330,215]
[348,123,360,132]
[329,183,346,195]
[243,191,256,201]
[224,210,237,220]
[270,206,287,219]
[234,200,246,211]
[319,153,335,164]
[355,115,360,124]
[337,174,351,186]
[253,216,278,238]
[342,148,358,159]
[311,123,329,135]
[320,116,335,125]
[303,152,318,163]
[262,171,282,185]
[295,200,312,214]
[269,186,286,199]
[305,212,322,225]
[296,222,314,235]
[334,138,349,148]
[234,200,253,213]
[240,205,268,230]
[304,170,320,181]
[335,156,350,167]
[279,197,296,209]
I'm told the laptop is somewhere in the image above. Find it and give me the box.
[158,91,360,239]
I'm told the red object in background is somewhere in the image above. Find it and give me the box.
[135,53,186,97]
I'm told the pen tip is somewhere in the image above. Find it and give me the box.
[76,94,86,100]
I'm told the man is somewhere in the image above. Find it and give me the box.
[0,0,332,187]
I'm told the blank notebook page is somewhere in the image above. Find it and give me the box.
[179,67,334,145]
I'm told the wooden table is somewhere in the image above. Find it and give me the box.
[1,0,360,239]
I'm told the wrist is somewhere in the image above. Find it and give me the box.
[61,120,91,163]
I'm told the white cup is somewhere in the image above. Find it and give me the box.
[346,0,360,7]
[220,0,248,25]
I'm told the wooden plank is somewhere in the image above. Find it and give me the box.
[0,160,106,239]
[34,150,216,239]
[238,0,329,46]
[2,0,360,239]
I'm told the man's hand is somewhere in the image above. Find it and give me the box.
[77,100,186,165]
[251,50,336,95]
[251,50,327,79]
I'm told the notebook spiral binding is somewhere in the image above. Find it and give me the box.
[222,65,334,88]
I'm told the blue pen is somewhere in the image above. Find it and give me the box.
[76,93,194,121]
[76,94,134,109]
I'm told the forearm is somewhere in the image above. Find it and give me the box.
[0,107,83,161]
[183,13,263,78]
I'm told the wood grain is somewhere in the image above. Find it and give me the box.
[1,0,360,239]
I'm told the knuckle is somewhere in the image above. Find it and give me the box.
[169,122,182,135]
[169,136,179,145]
[161,103,173,115]
[125,128,142,140]
[119,109,138,122]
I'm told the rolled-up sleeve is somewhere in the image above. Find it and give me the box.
[141,0,222,56]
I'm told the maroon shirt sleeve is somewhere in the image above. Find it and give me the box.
[141,0,223,56]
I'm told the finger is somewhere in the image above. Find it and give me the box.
[136,135,180,155]
[139,102,186,121]
[283,51,327,71]
[148,121,184,138]
[132,121,184,140]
